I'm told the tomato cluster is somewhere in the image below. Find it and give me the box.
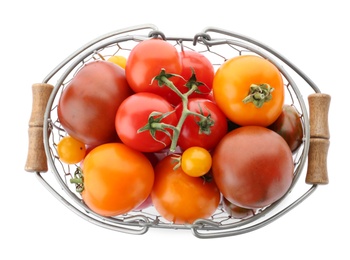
[56,38,303,223]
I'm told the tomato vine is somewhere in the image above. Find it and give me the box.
[138,69,215,152]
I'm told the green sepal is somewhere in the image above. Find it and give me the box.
[137,111,174,147]
[242,83,274,108]
[151,68,183,87]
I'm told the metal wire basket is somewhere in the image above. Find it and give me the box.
[25,24,330,238]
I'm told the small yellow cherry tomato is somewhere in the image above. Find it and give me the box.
[181,146,212,177]
[57,135,86,164]
[107,55,127,69]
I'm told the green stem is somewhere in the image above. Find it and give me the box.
[187,110,208,121]
[170,95,189,152]
[159,75,200,152]
[70,167,84,193]
[143,69,215,152]
[151,122,178,133]
[184,83,199,98]
[159,76,187,102]
[70,178,83,184]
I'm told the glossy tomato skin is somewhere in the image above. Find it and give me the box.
[134,194,153,211]
[181,146,212,177]
[82,143,154,217]
[151,154,221,224]
[175,98,228,151]
[115,92,178,153]
[170,50,215,105]
[268,104,303,153]
[125,39,182,104]
[58,60,132,146]
[57,135,86,164]
[107,55,127,69]
[212,126,294,209]
[213,55,284,127]
[222,197,255,219]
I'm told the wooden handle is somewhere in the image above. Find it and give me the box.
[305,93,331,185]
[25,83,54,172]
[306,138,330,184]
[308,93,331,139]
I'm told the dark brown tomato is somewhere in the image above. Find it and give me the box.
[222,197,255,219]
[268,104,303,153]
[212,126,294,209]
[58,60,133,146]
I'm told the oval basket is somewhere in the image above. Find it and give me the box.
[25,24,330,238]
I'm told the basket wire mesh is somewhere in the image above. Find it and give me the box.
[33,24,325,238]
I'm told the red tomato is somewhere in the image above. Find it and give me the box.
[212,126,294,209]
[115,92,178,153]
[125,38,182,103]
[81,143,154,217]
[58,60,132,146]
[151,154,221,224]
[175,98,228,150]
[169,50,215,105]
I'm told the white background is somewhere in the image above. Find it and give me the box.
[1,0,349,259]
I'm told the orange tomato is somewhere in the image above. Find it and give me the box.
[151,154,220,224]
[81,143,154,217]
[213,55,284,127]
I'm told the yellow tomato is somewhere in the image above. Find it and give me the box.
[107,55,127,69]
[57,135,86,164]
[181,146,212,177]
